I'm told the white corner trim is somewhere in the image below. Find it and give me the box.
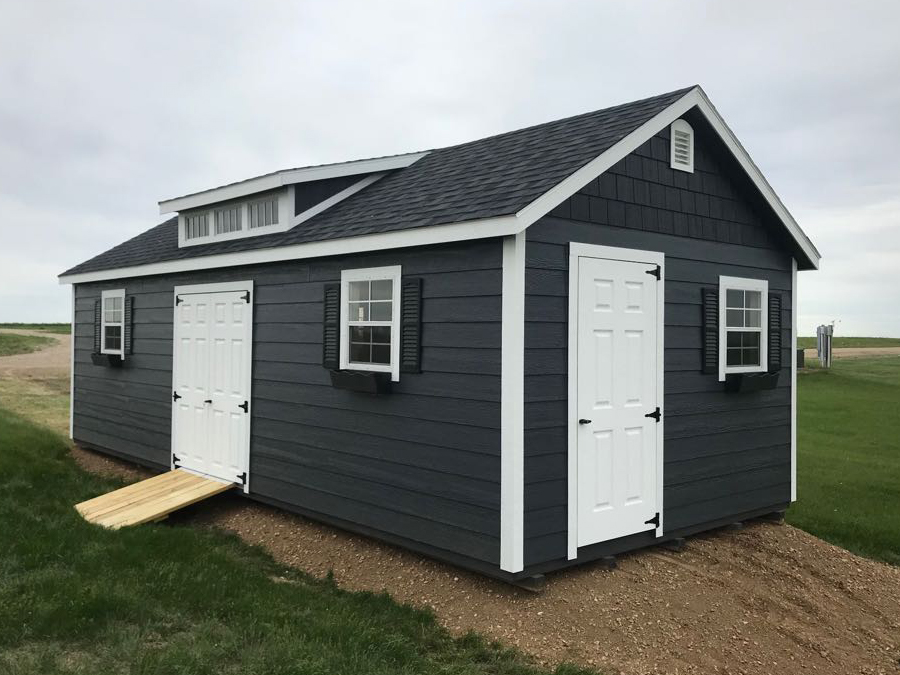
[338,265,402,382]
[567,243,665,560]
[292,173,385,229]
[718,275,769,382]
[159,152,428,214]
[69,284,75,440]
[500,231,525,573]
[791,258,798,502]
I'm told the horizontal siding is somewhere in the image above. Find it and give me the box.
[73,238,503,566]
[523,126,795,568]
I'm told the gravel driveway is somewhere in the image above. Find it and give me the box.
[7,331,897,675]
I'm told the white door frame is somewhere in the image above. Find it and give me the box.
[171,280,254,492]
[567,243,665,560]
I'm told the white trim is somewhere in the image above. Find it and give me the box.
[292,173,385,228]
[718,275,769,381]
[171,280,254,493]
[69,284,75,440]
[567,243,665,560]
[669,119,694,173]
[100,289,125,357]
[791,258,798,502]
[338,265,402,381]
[159,152,428,214]
[60,85,820,286]
[500,231,525,573]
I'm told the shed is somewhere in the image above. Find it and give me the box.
[59,85,819,581]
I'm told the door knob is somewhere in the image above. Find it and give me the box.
[578,418,592,425]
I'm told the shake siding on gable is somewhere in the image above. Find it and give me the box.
[72,239,504,567]
[523,124,793,568]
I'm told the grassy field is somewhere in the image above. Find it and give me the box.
[0,323,71,334]
[0,333,57,356]
[788,356,900,566]
[0,407,587,675]
[797,336,900,349]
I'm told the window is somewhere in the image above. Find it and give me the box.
[719,276,767,379]
[215,205,242,234]
[670,119,694,173]
[101,289,125,356]
[248,197,279,229]
[184,213,209,240]
[340,266,401,381]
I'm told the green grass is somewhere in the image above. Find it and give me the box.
[788,356,900,566]
[0,333,56,356]
[0,323,71,334]
[796,336,900,349]
[0,408,589,675]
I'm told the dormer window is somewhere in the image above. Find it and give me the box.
[670,119,694,173]
[178,189,291,247]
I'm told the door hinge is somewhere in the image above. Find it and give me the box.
[645,512,660,528]
[173,391,181,401]
[645,265,661,280]
[175,295,183,305]
[644,407,661,422]
[236,472,247,485]
[240,291,250,303]
[172,454,181,467]
[238,401,248,413]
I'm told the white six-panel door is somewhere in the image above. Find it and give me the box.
[172,282,252,489]
[570,245,663,551]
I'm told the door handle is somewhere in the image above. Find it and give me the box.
[204,399,212,404]
[578,418,592,425]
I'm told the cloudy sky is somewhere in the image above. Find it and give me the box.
[1,0,898,336]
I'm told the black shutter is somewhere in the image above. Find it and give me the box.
[322,283,341,370]
[123,296,134,355]
[400,277,423,374]
[768,293,783,372]
[701,288,718,374]
[93,299,102,353]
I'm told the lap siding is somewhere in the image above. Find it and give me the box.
[72,239,503,566]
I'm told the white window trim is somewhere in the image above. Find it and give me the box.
[100,288,126,358]
[178,187,294,248]
[339,265,402,382]
[718,275,768,381]
[670,118,694,173]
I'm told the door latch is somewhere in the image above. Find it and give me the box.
[578,418,592,425]
[644,407,661,422]
[204,399,212,404]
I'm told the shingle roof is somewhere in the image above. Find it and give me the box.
[62,87,694,276]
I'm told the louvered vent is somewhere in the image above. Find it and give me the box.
[670,119,694,173]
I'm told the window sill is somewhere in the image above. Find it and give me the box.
[724,371,779,393]
[92,353,124,368]
[329,369,393,395]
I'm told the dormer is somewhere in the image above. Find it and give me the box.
[160,152,428,249]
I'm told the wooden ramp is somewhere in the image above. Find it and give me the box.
[75,469,234,529]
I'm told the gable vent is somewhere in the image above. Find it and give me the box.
[670,119,694,173]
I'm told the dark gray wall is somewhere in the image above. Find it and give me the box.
[523,122,793,568]
[73,239,503,566]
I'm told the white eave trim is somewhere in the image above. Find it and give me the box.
[61,86,820,285]
[159,151,429,214]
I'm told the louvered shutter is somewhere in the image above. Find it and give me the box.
[123,296,134,355]
[93,299,102,353]
[322,283,341,370]
[400,277,423,373]
[701,288,718,374]
[768,293,783,372]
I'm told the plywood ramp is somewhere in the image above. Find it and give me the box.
[75,469,234,529]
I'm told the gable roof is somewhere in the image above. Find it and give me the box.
[60,86,819,283]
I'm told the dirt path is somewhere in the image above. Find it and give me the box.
[804,346,900,360]
[6,331,900,674]
[0,328,70,377]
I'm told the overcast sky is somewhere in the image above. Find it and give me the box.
[1,0,898,336]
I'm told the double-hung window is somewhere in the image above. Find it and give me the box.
[340,266,402,381]
[101,289,126,357]
[719,276,767,380]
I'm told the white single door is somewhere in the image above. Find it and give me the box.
[173,285,252,487]
[576,255,661,546]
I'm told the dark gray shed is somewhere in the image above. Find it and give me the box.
[59,85,819,581]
